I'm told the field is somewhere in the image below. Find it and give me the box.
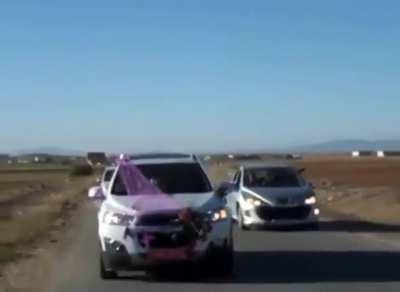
[295,156,400,188]
[0,165,95,266]
[294,157,400,222]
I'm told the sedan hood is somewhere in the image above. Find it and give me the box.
[244,186,313,206]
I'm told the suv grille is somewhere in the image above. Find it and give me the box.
[137,231,192,248]
[136,212,180,226]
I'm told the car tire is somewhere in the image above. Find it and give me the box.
[100,253,118,280]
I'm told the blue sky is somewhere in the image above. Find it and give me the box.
[0,0,399,153]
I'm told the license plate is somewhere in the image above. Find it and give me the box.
[148,248,188,261]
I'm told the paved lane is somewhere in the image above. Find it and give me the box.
[47,205,400,292]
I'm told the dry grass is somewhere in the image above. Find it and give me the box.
[0,167,95,267]
[0,245,19,263]
[294,158,400,189]
[206,161,238,185]
[293,158,400,222]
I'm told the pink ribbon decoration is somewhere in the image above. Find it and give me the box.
[114,154,198,258]
[118,161,163,196]
[114,154,181,212]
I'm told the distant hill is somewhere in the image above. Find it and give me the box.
[292,140,400,152]
[14,147,84,156]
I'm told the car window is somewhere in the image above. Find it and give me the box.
[244,167,301,188]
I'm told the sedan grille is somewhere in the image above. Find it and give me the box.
[256,205,311,221]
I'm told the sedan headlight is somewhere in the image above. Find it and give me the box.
[305,195,317,205]
[242,191,263,207]
[103,211,135,226]
[210,208,228,222]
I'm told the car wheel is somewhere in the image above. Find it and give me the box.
[100,253,118,279]
[237,206,248,230]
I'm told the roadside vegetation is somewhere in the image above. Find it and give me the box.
[69,164,94,176]
[0,163,96,269]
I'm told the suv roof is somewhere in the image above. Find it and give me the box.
[129,153,198,165]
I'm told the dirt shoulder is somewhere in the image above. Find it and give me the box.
[0,167,96,291]
[317,186,400,223]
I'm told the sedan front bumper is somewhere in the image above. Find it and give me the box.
[241,204,319,227]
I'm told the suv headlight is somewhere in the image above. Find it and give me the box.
[305,195,317,205]
[210,208,228,222]
[242,191,263,207]
[103,211,135,226]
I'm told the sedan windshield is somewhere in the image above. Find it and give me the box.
[244,167,301,188]
[112,163,212,195]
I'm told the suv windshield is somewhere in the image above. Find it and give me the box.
[244,167,301,188]
[112,163,212,195]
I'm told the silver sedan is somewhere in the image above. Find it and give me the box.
[225,163,320,229]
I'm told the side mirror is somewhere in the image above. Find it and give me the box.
[215,181,232,198]
[96,177,101,184]
[88,186,105,200]
[297,168,306,174]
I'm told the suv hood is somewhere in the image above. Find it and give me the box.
[244,186,313,206]
[107,192,221,214]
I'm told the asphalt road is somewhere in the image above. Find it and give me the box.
[47,204,400,292]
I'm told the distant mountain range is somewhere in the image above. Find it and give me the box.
[5,139,400,156]
[292,140,400,152]
[13,147,85,156]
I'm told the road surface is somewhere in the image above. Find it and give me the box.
[46,204,400,292]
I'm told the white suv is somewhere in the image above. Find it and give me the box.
[89,154,233,279]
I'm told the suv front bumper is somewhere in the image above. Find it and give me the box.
[99,218,232,270]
